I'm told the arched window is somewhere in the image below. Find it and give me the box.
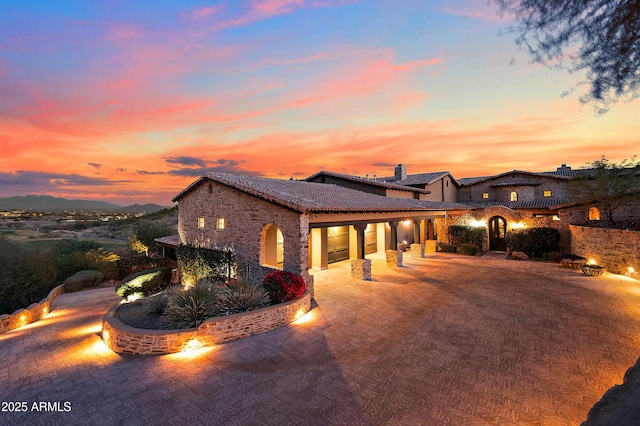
[261,223,284,269]
[589,207,601,221]
[510,191,518,202]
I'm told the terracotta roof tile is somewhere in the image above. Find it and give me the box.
[173,173,471,213]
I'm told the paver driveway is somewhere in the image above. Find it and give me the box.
[2,252,640,425]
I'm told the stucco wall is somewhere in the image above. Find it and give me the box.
[569,225,640,275]
[177,179,310,285]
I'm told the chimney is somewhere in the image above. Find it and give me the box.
[556,164,572,175]
[394,163,407,181]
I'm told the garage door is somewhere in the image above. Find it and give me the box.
[365,224,377,255]
[327,226,349,263]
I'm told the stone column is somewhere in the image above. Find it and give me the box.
[413,218,421,244]
[389,221,399,250]
[353,223,367,259]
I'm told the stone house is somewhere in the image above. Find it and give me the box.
[380,164,459,203]
[171,172,470,289]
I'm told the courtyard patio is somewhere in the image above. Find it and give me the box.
[1,252,640,425]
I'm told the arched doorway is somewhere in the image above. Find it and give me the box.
[489,216,507,251]
[261,223,284,269]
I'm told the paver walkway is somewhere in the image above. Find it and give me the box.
[1,253,640,425]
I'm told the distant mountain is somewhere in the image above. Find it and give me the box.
[0,195,169,213]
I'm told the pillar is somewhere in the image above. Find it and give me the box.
[389,221,399,250]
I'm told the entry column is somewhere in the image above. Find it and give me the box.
[351,223,371,280]
[386,221,403,267]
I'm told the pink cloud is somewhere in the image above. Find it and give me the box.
[181,5,222,21]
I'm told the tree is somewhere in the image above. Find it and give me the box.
[569,156,640,226]
[128,222,174,257]
[496,0,640,114]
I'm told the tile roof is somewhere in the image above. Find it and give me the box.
[154,234,180,247]
[173,173,471,213]
[380,171,458,187]
[489,181,542,187]
[464,199,572,210]
[304,170,430,193]
[458,170,571,187]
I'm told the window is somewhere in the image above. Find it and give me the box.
[197,217,205,229]
[543,190,552,197]
[217,217,225,230]
[589,207,601,221]
[510,191,518,202]
[482,192,489,199]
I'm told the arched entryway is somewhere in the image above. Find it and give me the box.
[261,223,284,269]
[489,216,507,251]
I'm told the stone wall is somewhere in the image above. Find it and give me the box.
[102,290,312,355]
[457,175,569,204]
[569,225,640,275]
[177,179,310,286]
[0,284,65,335]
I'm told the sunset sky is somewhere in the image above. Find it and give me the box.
[1,0,639,205]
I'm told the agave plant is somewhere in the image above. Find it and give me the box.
[217,275,270,315]
[164,281,219,329]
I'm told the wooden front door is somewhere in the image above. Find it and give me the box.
[327,226,349,263]
[489,216,507,251]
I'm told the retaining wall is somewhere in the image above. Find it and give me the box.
[102,290,312,355]
[0,284,65,335]
[569,225,640,275]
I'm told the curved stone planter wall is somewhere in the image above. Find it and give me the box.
[0,284,65,335]
[102,290,312,355]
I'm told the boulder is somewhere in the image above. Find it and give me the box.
[511,251,529,261]
[63,270,104,292]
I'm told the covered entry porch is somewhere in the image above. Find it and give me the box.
[307,210,448,279]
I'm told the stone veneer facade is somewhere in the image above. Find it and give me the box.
[102,290,312,355]
[439,205,568,253]
[0,284,65,335]
[569,225,640,275]
[177,179,313,295]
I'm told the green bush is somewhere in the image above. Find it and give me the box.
[218,275,270,314]
[505,227,561,258]
[116,266,172,299]
[459,243,478,256]
[448,225,485,246]
[0,237,56,315]
[176,245,237,285]
[164,281,219,329]
[439,242,457,253]
[116,256,173,280]
[52,239,119,281]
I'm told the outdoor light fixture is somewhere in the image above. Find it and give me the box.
[184,339,204,352]
[470,220,485,227]
[511,222,525,229]
[588,259,598,266]
[403,220,411,226]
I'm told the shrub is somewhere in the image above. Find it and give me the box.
[176,245,237,285]
[116,266,172,299]
[218,275,270,314]
[506,227,561,258]
[448,225,485,246]
[0,237,57,315]
[63,270,104,292]
[116,256,173,280]
[262,271,306,304]
[459,243,478,256]
[127,222,175,257]
[52,239,119,281]
[439,242,457,253]
[164,281,219,329]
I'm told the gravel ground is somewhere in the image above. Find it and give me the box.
[114,292,168,330]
